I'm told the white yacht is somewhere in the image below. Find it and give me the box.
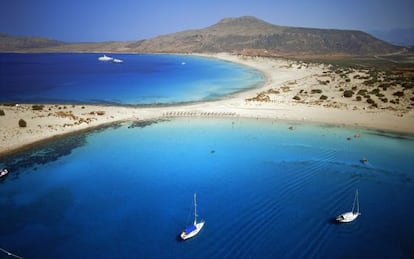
[113,58,123,64]
[336,189,361,223]
[180,193,205,240]
[98,55,114,61]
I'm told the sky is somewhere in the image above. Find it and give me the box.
[0,0,413,42]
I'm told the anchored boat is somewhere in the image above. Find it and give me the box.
[98,54,114,61]
[0,169,8,178]
[180,193,205,240]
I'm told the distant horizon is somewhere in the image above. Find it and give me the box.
[0,0,413,43]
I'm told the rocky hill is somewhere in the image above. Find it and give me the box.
[0,16,404,56]
[0,33,65,51]
[132,16,402,55]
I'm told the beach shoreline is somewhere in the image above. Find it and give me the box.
[1,53,413,157]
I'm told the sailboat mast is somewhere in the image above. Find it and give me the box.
[194,193,197,224]
[351,189,359,214]
[356,189,359,214]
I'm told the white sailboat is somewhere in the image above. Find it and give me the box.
[180,193,205,240]
[336,189,361,223]
[0,169,8,178]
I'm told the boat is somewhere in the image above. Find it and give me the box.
[0,169,8,178]
[112,58,123,64]
[360,157,368,164]
[98,55,114,61]
[336,189,361,223]
[180,193,205,240]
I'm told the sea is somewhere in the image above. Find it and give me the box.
[0,53,265,105]
[0,54,414,258]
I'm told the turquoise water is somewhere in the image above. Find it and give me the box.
[0,53,265,104]
[1,118,413,258]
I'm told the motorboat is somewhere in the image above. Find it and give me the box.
[113,58,123,64]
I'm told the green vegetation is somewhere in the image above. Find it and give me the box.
[357,89,368,95]
[0,109,5,116]
[311,89,322,94]
[32,104,45,111]
[18,119,27,127]
[319,95,328,100]
[301,55,414,72]
[343,90,354,98]
[393,91,405,97]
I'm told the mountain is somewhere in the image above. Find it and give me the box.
[0,16,404,55]
[132,16,403,55]
[0,33,65,51]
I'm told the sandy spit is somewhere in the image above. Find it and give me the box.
[1,53,413,156]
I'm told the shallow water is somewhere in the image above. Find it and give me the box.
[1,118,413,258]
[0,53,265,104]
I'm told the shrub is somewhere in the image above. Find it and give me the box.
[0,109,5,116]
[356,96,362,101]
[357,89,368,95]
[19,119,27,127]
[293,96,301,101]
[402,82,414,90]
[32,105,44,111]
[367,98,375,104]
[343,90,354,98]
[370,88,380,95]
[311,89,322,94]
[379,83,390,91]
[320,95,328,100]
[393,91,404,97]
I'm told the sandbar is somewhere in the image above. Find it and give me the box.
[1,53,413,156]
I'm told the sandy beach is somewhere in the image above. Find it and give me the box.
[1,53,413,156]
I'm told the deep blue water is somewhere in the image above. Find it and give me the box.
[1,118,414,258]
[0,53,265,105]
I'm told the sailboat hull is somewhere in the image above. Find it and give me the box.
[336,212,360,223]
[336,190,360,223]
[180,221,205,240]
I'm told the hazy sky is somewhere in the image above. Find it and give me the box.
[0,0,413,42]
